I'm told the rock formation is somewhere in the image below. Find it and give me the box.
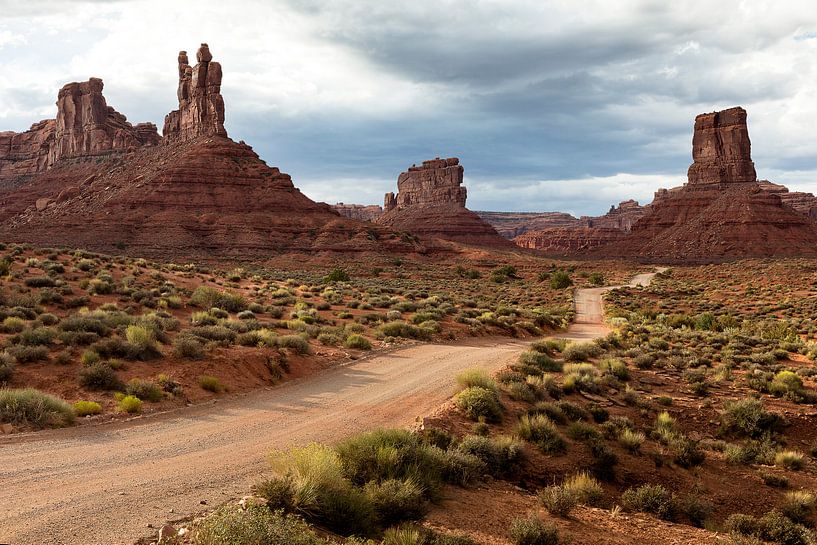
[332,203,383,222]
[581,199,647,232]
[163,45,227,142]
[687,107,757,186]
[514,227,624,254]
[0,45,421,258]
[757,181,817,219]
[376,158,510,247]
[0,79,159,181]
[595,107,817,260]
[475,211,581,238]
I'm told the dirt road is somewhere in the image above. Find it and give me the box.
[0,338,527,545]
[557,269,664,341]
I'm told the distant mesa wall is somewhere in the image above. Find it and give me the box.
[332,203,383,222]
[580,199,647,232]
[163,44,227,142]
[475,211,581,238]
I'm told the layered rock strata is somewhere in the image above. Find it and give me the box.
[331,203,383,222]
[377,158,510,247]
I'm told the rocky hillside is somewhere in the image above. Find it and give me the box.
[0,44,421,259]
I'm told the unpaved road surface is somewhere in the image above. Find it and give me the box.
[558,269,665,341]
[0,338,527,545]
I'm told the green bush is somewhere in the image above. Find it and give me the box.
[508,516,561,545]
[620,484,676,521]
[562,342,602,362]
[344,334,372,350]
[0,352,15,382]
[0,388,75,428]
[455,435,523,477]
[173,334,204,359]
[78,362,123,391]
[199,375,225,393]
[117,395,142,414]
[1,316,26,333]
[721,398,785,438]
[323,268,350,283]
[277,335,311,355]
[456,368,498,392]
[190,286,247,313]
[379,321,428,340]
[24,276,56,288]
[549,270,573,290]
[517,414,566,454]
[539,485,577,517]
[364,477,426,525]
[518,351,562,372]
[455,386,503,422]
[196,504,329,545]
[125,378,163,402]
[125,325,160,360]
[73,400,102,416]
[6,345,49,364]
[781,491,816,526]
[758,509,812,545]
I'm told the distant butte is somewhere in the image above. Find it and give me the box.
[376,157,511,247]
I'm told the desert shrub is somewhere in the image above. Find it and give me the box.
[268,443,374,535]
[550,270,573,290]
[78,362,123,391]
[508,516,561,545]
[1,316,26,333]
[758,509,813,545]
[14,326,56,347]
[277,335,311,354]
[199,375,224,393]
[620,484,676,521]
[379,321,428,340]
[189,325,236,344]
[317,333,341,346]
[173,334,204,359]
[725,438,776,466]
[455,434,523,477]
[125,325,160,359]
[72,400,102,416]
[562,342,602,362]
[196,504,327,545]
[724,513,760,536]
[539,485,577,516]
[323,268,350,283]
[508,381,536,403]
[562,471,604,506]
[599,357,629,380]
[781,491,816,526]
[760,471,790,488]
[517,414,566,454]
[775,450,807,471]
[0,352,14,382]
[24,276,56,288]
[0,388,75,428]
[566,421,601,442]
[456,386,502,422]
[125,378,163,402]
[671,436,706,468]
[721,398,785,438]
[588,272,605,286]
[190,286,247,312]
[117,395,142,414]
[587,403,609,423]
[364,478,426,525]
[681,494,713,527]
[344,334,372,350]
[456,368,498,392]
[518,350,562,372]
[618,428,645,453]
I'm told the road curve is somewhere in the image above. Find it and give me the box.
[0,338,527,545]
[557,269,666,342]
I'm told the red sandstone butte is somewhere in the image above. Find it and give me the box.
[376,157,511,247]
[597,106,817,260]
[0,45,421,259]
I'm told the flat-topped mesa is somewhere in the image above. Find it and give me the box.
[0,78,159,180]
[687,106,757,186]
[383,157,466,212]
[163,44,227,142]
[581,199,646,232]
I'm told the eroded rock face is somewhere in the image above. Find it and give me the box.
[687,106,757,186]
[332,203,383,222]
[475,211,582,238]
[383,157,466,212]
[758,181,817,219]
[163,44,227,142]
[514,227,624,254]
[377,157,509,247]
[0,79,159,181]
[581,199,647,232]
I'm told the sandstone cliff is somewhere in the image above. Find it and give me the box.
[332,203,383,222]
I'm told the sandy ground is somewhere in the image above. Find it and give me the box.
[0,269,663,545]
[0,337,528,545]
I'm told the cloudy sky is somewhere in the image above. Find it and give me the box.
[1,1,816,216]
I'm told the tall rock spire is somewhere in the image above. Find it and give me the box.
[163,43,227,142]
